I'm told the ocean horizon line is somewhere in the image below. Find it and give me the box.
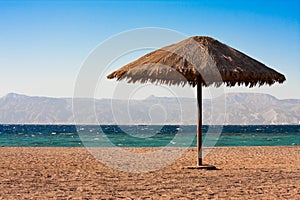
[1,123,300,126]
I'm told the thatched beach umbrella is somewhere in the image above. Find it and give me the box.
[107,36,286,167]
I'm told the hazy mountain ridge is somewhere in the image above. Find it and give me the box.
[0,93,299,125]
[212,93,300,125]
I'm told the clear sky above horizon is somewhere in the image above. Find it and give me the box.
[0,0,299,99]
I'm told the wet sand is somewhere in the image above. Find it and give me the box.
[1,146,299,199]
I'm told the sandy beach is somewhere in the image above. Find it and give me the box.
[1,146,299,199]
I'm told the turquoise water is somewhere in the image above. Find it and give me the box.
[0,125,299,147]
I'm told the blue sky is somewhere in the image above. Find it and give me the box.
[0,0,299,99]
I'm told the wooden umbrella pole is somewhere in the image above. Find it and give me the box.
[197,83,202,166]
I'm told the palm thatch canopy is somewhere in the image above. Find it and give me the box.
[107,36,285,87]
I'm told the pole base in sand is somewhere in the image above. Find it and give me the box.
[183,165,218,170]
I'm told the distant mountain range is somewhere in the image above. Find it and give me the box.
[0,93,299,125]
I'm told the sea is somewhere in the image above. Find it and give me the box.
[0,125,299,147]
